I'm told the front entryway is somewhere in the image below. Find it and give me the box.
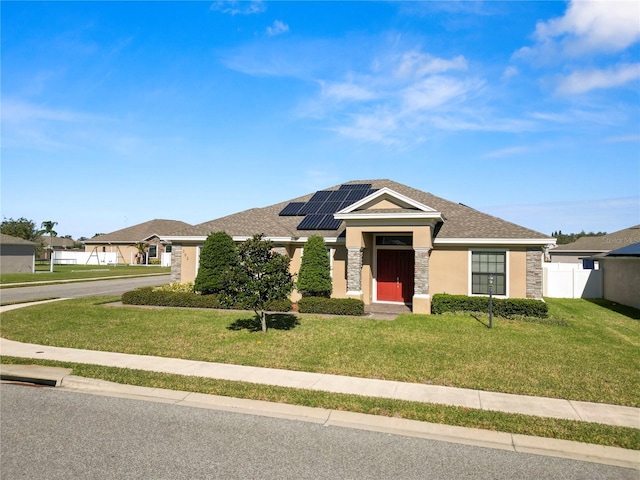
[376,249,414,303]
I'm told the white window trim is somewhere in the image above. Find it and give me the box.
[468,248,509,298]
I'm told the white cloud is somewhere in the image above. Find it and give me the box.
[502,66,519,80]
[482,145,535,159]
[210,1,266,16]
[533,0,640,56]
[266,20,289,37]
[394,51,467,78]
[320,81,376,102]
[556,62,640,94]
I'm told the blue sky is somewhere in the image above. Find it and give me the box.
[2,1,639,240]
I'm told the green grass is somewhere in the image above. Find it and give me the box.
[1,356,638,450]
[1,296,638,407]
[0,264,170,285]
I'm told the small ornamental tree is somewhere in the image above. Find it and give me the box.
[236,234,293,333]
[195,231,241,299]
[297,235,332,298]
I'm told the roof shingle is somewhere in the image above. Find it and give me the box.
[169,180,551,241]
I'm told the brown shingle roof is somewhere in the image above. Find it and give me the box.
[169,180,551,241]
[85,219,193,244]
[552,225,640,252]
[0,233,37,246]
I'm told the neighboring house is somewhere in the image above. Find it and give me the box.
[598,242,640,310]
[0,233,36,274]
[38,236,80,260]
[549,226,640,266]
[84,219,192,265]
[163,180,555,314]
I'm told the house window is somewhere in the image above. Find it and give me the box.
[472,251,506,295]
[376,235,413,246]
[165,245,172,253]
[148,245,158,258]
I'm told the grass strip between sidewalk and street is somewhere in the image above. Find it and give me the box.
[1,356,638,451]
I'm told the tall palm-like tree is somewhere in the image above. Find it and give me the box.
[40,221,58,272]
[134,242,148,265]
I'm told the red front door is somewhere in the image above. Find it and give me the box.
[377,250,414,303]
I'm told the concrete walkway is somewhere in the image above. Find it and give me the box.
[1,336,638,430]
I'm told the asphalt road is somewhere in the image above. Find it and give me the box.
[0,275,170,303]
[1,384,635,480]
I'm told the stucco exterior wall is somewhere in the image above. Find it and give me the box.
[509,249,528,298]
[429,248,468,295]
[0,244,35,273]
[180,245,199,284]
[332,245,348,299]
[600,257,640,310]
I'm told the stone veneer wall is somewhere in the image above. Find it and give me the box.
[414,248,431,295]
[347,247,363,293]
[526,248,542,298]
[170,244,182,283]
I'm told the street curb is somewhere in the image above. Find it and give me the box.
[57,375,639,470]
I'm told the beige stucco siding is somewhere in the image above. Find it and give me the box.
[508,249,527,298]
[180,245,199,284]
[429,248,468,295]
[332,246,348,299]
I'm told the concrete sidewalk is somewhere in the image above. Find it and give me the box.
[1,337,638,430]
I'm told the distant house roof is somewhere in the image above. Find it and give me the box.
[41,236,77,248]
[166,179,552,243]
[84,219,193,244]
[0,233,37,246]
[552,225,640,253]
[606,242,640,257]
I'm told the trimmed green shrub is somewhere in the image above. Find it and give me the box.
[122,287,293,312]
[122,287,222,308]
[432,293,548,318]
[297,297,364,316]
[264,298,293,312]
[296,235,332,298]
[194,231,242,295]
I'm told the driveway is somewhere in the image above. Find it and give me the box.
[0,275,170,304]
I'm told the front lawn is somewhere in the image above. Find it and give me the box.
[0,264,170,285]
[1,297,638,407]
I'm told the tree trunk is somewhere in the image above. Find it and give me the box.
[260,310,267,333]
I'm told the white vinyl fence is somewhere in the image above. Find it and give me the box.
[543,263,603,299]
[52,251,118,266]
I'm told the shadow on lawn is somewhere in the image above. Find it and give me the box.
[585,299,640,320]
[227,313,300,332]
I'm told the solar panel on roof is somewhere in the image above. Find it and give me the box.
[318,201,341,214]
[308,190,333,202]
[297,214,325,230]
[339,183,372,190]
[297,214,343,230]
[278,202,306,216]
[327,189,349,201]
[299,201,324,215]
[317,216,342,230]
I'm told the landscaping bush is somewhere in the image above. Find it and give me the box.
[122,287,293,312]
[122,287,222,308]
[263,298,293,312]
[296,235,332,298]
[297,297,364,316]
[432,293,548,318]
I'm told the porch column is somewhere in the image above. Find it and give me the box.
[346,246,364,300]
[526,248,543,299]
[413,247,432,314]
[170,244,182,283]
